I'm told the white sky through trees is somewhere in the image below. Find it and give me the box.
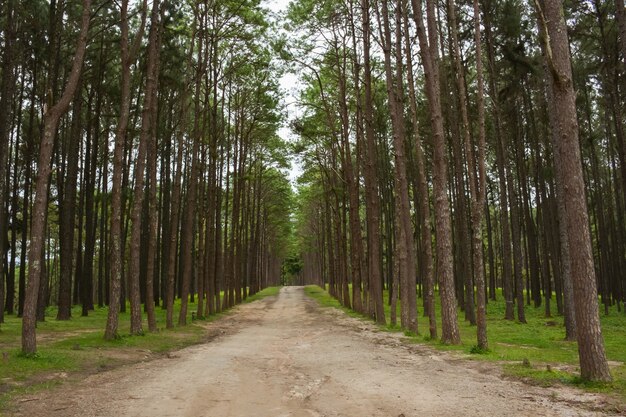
[264,0,303,185]
[132,0,302,184]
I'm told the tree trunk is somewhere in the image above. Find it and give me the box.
[447,0,475,325]
[179,9,204,325]
[81,85,100,316]
[536,3,576,340]
[483,0,514,320]
[19,72,38,318]
[105,0,148,340]
[402,2,436,339]
[128,0,161,335]
[22,0,91,354]
[361,0,386,325]
[470,0,488,349]
[144,5,164,333]
[57,81,83,320]
[411,0,460,344]
[536,0,611,382]
[378,0,417,333]
[0,0,16,326]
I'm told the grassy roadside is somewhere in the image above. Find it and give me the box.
[0,286,280,411]
[304,285,626,404]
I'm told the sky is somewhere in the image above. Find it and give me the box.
[263,0,304,186]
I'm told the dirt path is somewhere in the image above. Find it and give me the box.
[10,287,620,417]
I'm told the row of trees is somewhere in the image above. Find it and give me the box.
[290,0,623,382]
[0,0,293,354]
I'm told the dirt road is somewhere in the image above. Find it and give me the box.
[11,287,620,416]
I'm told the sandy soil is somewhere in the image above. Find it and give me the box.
[9,287,622,417]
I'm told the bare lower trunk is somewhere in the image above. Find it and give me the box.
[508,167,526,324]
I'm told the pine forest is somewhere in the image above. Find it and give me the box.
[1,0,626,415]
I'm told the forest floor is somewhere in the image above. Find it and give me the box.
[5,286,624,417]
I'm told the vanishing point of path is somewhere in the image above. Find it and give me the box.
[12,287,619,417]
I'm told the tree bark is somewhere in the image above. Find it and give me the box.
[536,0,611,382]
[411,0,460,344]
[536,2,576,340]
[378,0,417,333]
[128,0,161,335]
[361,0,386,325]
[144,5,164,333]
[447,0,476,325]
[0,0,16,326]
[57,81,83,320]
[402,1,436,339]
[470,0,488,349]
[179,7,204,325]
[22,0,91,354]
[105,0,148,340]
[483,0,514,321]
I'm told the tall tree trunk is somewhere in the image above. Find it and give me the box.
[144,5,164,333]
[22,0,91,354]
[98,147,108,308]
[523,91,543,310]
[347,0,367,314]
[82,85,101,316]
[447,0,476,325]
[470,0,488,349]
[507,150,526,324]
[57,82,83,320]
[0,0,16,326]
[536,3,576,340]
[485,195,496,301]
[535,0,611,382]
[361,0,386,325]
[379,0,417,333]
[411,0,460,344]
[336,16,364,315]
[145,74,160,332]
[402,2,436,339]
[105,0,148,340]
[179,8,204,325]
[7,79,23,316]
[19,69,39,318]
[483,0,514,320]
[129,0,161,335]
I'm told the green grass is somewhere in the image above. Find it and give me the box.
[244,286,281,303]
[0,287,280,411]
[305,284,626,402]
[304,285,363,318]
